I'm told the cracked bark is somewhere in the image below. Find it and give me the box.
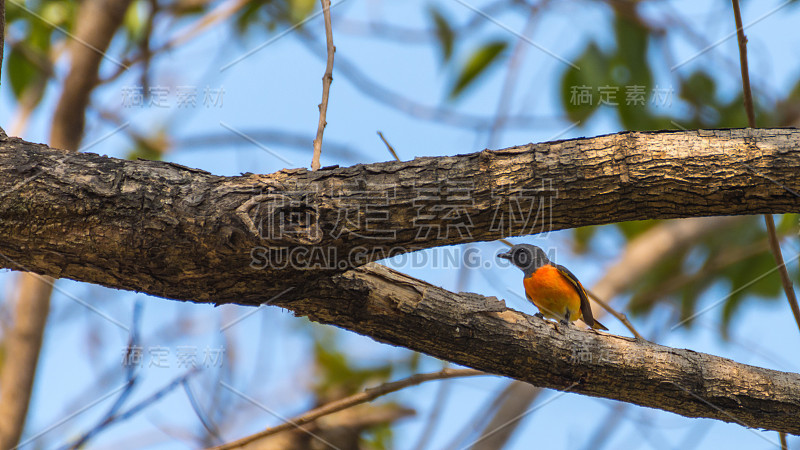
[2,128,799,303]
[0,1,132,448]
[1,128,800,433]
[472,215,746,449]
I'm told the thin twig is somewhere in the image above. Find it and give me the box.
[731,0,756,127]
[311,0,335,171]
[103,0,251,83]
[212,368,485,450]
[411,363,453,450]
[586,289,645,341]
[67,369,200,449]
[764,215,800,332]
[779,431,787,450]
[731,0,800,333]
[377,131,400,161]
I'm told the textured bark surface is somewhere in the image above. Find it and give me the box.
[0,1,133,448]
[1,128,800,304]
[305,263,800,435]
[2,128,800,433]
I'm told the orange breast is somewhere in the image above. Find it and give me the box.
[522,265,582,322]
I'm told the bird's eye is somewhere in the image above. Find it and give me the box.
[514,250,530,267]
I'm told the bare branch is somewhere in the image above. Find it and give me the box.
[0,1,133,448]
[3,130,800,433]
[2,129,800,305]
[311,0,335,171]
[730,0,800,332]
[731,0,756,128]
[213,369,483,450]
[377,131,400,161]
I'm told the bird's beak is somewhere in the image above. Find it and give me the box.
[497,251,512,260]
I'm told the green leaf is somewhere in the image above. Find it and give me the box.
[572,226,598,254]
[7,48,32,100]
[287,0,315,24]
[560,42,608,123]
[7,45,39,102]
[610,14,655,130]
[448,40,507,100]
[429,6,455,63]
[680,71,717,107]
[612,14,650,83]
[126,131,169,161]
[123,1,147,47]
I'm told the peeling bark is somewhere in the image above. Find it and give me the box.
[1,128,799,304]
[301,263,800,435]
[1,128,800,434]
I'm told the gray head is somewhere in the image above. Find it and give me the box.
[497,244,550,277]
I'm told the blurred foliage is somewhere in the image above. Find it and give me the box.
[5,0,75,110]
[562,5,800,336]
[429,6,455,64]
[311,327,419,401]
[4,0,800,445]
[361,424,394,450]
[310,327,421,448]
[449,40,508,99]
[575,214,800,336]
[236,0,315,32]
[425,6,511,101]
[126,130,170,161]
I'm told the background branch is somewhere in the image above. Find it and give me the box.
[730,0,800,333]
[465,216,741,448]
[2,130,800,434]
[214,368,483,450]
[0,1,132,447]
[311,0,335,171]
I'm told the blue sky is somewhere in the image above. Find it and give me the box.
[2,0,800,448]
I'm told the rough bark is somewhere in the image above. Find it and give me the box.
[303,263,800,435]
[471,216,747,448]
[1,128,800,433]
[1,128,799,304]
[0,1,132,448]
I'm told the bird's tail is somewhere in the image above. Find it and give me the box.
[590,319,608,331]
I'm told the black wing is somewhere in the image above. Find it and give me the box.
[554,263,608,330]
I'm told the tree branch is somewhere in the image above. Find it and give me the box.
[2,129,800,433]
[299,263,800,434]
[730,0,800,334]
[214,368,482,450]
[0,1,132,448]
[311,0,335,171]
[2,128,800,304]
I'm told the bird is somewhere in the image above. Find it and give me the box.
[498,244,608,330]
